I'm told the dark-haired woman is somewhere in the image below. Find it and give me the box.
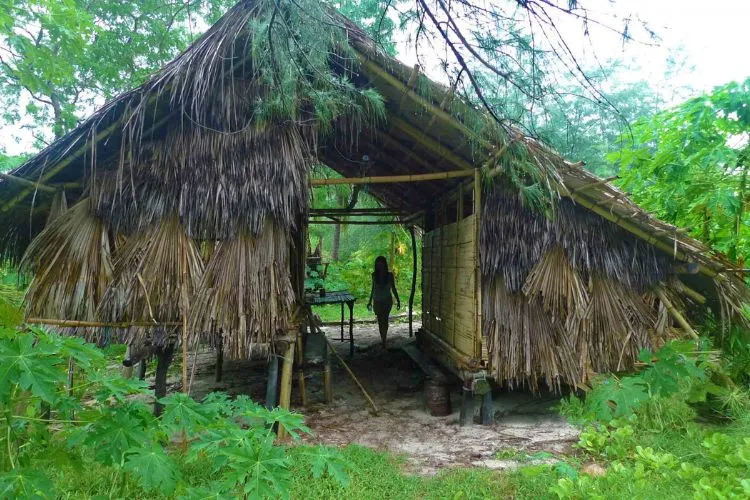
[367,256,400,348]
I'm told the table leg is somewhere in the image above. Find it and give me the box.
[348,301,354,358]
[340,302,345,342]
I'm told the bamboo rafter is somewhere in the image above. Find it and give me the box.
[0,173,79,194]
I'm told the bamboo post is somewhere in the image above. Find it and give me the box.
[323,335,379,414]
[295,331,307,408]
[473,169,483,359]
[265,354,280,410]
[654,287,699,340]
[277,339,296,440]
[452,192,463,348]
[408,226,417,337]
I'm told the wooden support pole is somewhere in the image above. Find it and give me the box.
[295,332,307,408]
[654,287,700,340]
[480,391,494,425]
[137,360,147,381]
[460,380,474,426]
[409,226,417,338]
[310,169,474,186]
[277,340,296,439]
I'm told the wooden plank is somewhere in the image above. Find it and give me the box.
[401,344,449,383]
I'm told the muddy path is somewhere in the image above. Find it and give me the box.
[174,322,579,475]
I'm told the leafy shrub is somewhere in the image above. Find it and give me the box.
[0,325,349,498]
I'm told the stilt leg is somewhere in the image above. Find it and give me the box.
[460,380,474,426]
[265,354,279,410]
[137,359,147,381]
[154,345,175,416]
[277,340,296,439]
[123,346,134,379]
[480,390,494,425]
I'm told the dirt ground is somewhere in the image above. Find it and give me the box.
[176,322,579,475]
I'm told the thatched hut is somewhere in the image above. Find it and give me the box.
[1,0,748,416]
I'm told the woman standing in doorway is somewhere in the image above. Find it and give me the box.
[367,256,400,348]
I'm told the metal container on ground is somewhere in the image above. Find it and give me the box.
[424,378,452,416]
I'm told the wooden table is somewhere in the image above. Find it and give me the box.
[305,290,356,357]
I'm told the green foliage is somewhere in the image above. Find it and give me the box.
[561,340,716,424]
[612,78,750,262]
[0,0,237,141]
[0,324,349,499]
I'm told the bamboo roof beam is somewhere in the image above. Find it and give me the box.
[569,175,619,194]
[389,117,475,171]
[396,64,421,113]
[376,131,438,172]
[309,169,474,186]
[357,54,494,152]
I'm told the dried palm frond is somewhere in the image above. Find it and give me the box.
[522,246,588,322]
[481,190,670,294]
[481,189,549,292]
[98,216,204,349]
[575,273,655,373]
[189,222,294,360]
[484,277,580,392]
[45,189,68,226]
[21,199,113,321]
[713,273,750,334]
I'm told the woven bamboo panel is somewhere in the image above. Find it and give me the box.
[421,214,478,358]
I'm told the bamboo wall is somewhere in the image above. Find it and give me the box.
[422,212,479,360]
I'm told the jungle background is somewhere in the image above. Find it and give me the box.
[0,0,749,498]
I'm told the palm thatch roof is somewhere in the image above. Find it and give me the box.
[0,0,747,380]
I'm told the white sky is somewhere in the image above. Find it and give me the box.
[2,0,749,156]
